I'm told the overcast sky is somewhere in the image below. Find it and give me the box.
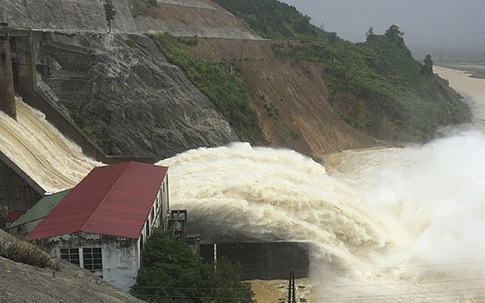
[279,0,485,56]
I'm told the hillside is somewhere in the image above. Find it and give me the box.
[180,37,377,155]
[2,0,471,160]
[1,0,260,39]
[0,230,145,303]
[213,0,472,143]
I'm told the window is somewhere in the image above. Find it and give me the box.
[60,248,80,266]
[59,247,103,278]
[83,247,103,272]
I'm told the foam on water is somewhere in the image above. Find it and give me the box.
[158,130,485,302]
[2,68,484,301]
[0,97,100,191]
[159,143,392,265]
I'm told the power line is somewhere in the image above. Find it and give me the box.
[315,260,485,273]
[309,276,485,289]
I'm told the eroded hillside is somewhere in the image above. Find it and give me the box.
[185,38,377,157]
[1,0,470,160]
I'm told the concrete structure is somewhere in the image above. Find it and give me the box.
[0,151,44,224]
[0,22,17,119]
[200,242,310,280]
[24,162,170,291]
[0,28,157,224]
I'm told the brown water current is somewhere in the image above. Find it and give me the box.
[1,67,485,302]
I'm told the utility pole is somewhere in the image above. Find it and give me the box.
[287,270,296,303]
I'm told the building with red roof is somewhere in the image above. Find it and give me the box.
[24,161,170,291]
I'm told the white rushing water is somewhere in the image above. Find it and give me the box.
[159,132,485,302]
[157,68,485,302]
[0,97,100,192]
[2,68,485,302]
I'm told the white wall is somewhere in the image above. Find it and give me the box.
[48,233,139,292]
[42,182,168,292]
[102,238,139,291]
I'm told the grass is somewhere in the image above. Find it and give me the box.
[149,33,262,143]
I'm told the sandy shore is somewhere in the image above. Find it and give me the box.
[434,66,485,100]
[435,66,485,123]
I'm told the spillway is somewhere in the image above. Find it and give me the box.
[0,97,100,192]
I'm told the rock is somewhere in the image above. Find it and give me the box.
[37,32,239,159]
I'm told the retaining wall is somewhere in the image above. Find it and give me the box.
[200,242,310,280]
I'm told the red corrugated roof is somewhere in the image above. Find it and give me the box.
[5,210,26,223]
[25,162,168,240]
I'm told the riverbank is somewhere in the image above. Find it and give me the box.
[435,66,485,125]
[251,66,485,302]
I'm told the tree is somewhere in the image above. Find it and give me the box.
[422,54,434,75]
[201,257,254,303]
[103,0,116,33]
[384,24,405,48]
[365,26,374,41]
[131,231,255,303]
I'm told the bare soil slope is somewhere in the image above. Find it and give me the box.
[186,38,378,158]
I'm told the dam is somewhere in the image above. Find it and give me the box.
[0,27,158,218]
[2,26,485,300]
[0,27,310,280]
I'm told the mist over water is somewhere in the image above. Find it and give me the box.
[2,71,484,301]
[159,143,391,265]
[323,131,485,301]
[159,118,485,299]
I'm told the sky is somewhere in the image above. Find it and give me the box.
[279,0,485,57]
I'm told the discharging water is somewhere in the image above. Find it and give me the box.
[157,67,485,302]
[2,68,485,302]
[159,131,485,302]
[0,97,99,192]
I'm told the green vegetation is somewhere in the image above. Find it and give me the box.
[149,33,262,142]
[213,1,472,142]
[213,0,333,40]
[61,100,111,153]
[290,129,300,140]
[272,30,471,141]
[82,124,111,153]
[264,102,279,118]
[131,232,255,303]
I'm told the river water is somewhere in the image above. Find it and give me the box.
[1,68,484,302]
[158,67,485,302]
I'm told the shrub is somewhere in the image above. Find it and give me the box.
[131,232,255,303]
[149,33,262,142]
[0,238,56,269]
